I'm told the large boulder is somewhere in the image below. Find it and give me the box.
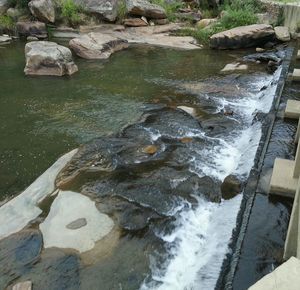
[24,41,78,76]
[209,24,275,49]
[69,32,129,59]
[28,0,55,23]
[126,0,166,19]
[16,21,47,39]
[74,0,119,22]
[274,26,290,42]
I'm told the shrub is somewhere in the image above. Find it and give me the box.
[117,0,127,21]
[151,0,183,22]
[0,15,15,31]
[61,0,82,27]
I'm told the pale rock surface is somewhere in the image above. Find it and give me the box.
[0,35,12,43]
[12,281,32,290]
[69,32,129,59]
[0,149,77,240]
[274,26,290,42]
[40,190,114,253]
[249,257,300,290]
[221,62,248,73]
[28,0,55,23]
[24,41,78,76]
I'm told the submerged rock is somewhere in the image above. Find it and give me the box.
[28,0,55,23]
[24,41,78,76]
[126,0,166,19]
[210,24,275,49]
[221,174,242,200]
[69,33,129,59]
[0,230,42,289]
[221,62,248,73]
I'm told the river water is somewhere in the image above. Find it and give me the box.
[0,41,284,289]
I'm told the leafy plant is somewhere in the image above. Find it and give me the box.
[0,15,15,31]
[61,0,82,27]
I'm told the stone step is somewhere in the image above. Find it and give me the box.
[285,99,300,119]
[292,68,300,81]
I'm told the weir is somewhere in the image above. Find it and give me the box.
[249,49,300,289]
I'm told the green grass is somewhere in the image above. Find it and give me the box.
[0,15,15,31]
[61,0,82,27]
[151,0,183,22]
[117,0,127,21]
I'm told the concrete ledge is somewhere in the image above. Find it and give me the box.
[249,257,300,290]
[285,99,300,119]
[292,69,300,82]
[269,158,298,197]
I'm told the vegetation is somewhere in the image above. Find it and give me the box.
[0,15,15,31]
[60,0,82,27]
[117,0,127,22]
[7,0,29,9]
[151,0,183,22]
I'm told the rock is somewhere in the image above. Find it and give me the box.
[16,21,47,39]
[0,230,42,289]
[66,217,87,229]
[26,36,39,41]
[0,34,12,43]
[221,174,242,199]
[177,105,196,116]
[123,18,148,27]
[74,0,119,22]
[210,24,275,50]
[24,41,78,76]
[6,8,22,20]
[274,26,290,42]
[0,149,77,241]
[256,47,265,52]
[197,18,217,29]
[221,62,248,73]
[126,0,166,19]
[0,0,8,14]
[243,50,284,65]
[152,18,168,25]
[180,137,193,143]
[12,281,32,290]
[69,32,129,59]
[176,11,202,23]
[28,0,55,23]
[40,190,114,253]
[142,145,158,154]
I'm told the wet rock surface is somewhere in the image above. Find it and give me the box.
[221,174,242,200]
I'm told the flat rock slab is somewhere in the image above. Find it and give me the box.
[210,24,275,50]
[40,190,114,253]
[269,158,297,198]
[24,41,78,76]
[292,69,300,82]
[69,33,129,59]
[12,281,32,290]
[285,99,300,119]
[0,149,77,240]
[249,257,300,290]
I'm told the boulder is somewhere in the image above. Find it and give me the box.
[274,26,290,42]
[69,32,129,59]
[28,0,55,23]
[221,174,242,199]
[0,34,12,44]
[16,21,47,39]
[123,17,148,27]
[197,18,217,29]
[0,0,8,14]
[74,0,119,22]
[126,0,166,19]
[24,41,78,76]
[210,24,275,50]
[6,8,22,20]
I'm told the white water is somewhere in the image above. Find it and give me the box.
[141,69,281,290]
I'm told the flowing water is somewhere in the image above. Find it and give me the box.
[0,41,283,289]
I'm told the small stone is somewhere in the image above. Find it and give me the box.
[27,36,39,41]
[142,145,158,154]
[123,18,148,27]
[177,105,196,116]
[197,18,217,29]
[66,218,87,230]
[12,281,32,290]
[180,137,193,143]
[274,26,290,42]
[256,47,265,52]
[221,62,248,73]
[221,174,242,200]
[152,18,168,25]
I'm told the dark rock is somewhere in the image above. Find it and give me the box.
[0,230,42,289]
[126,0,166,19]
[66,218,87,229]
[16,21,47,39]
[210,24,275,50]
[221,174,242,199]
